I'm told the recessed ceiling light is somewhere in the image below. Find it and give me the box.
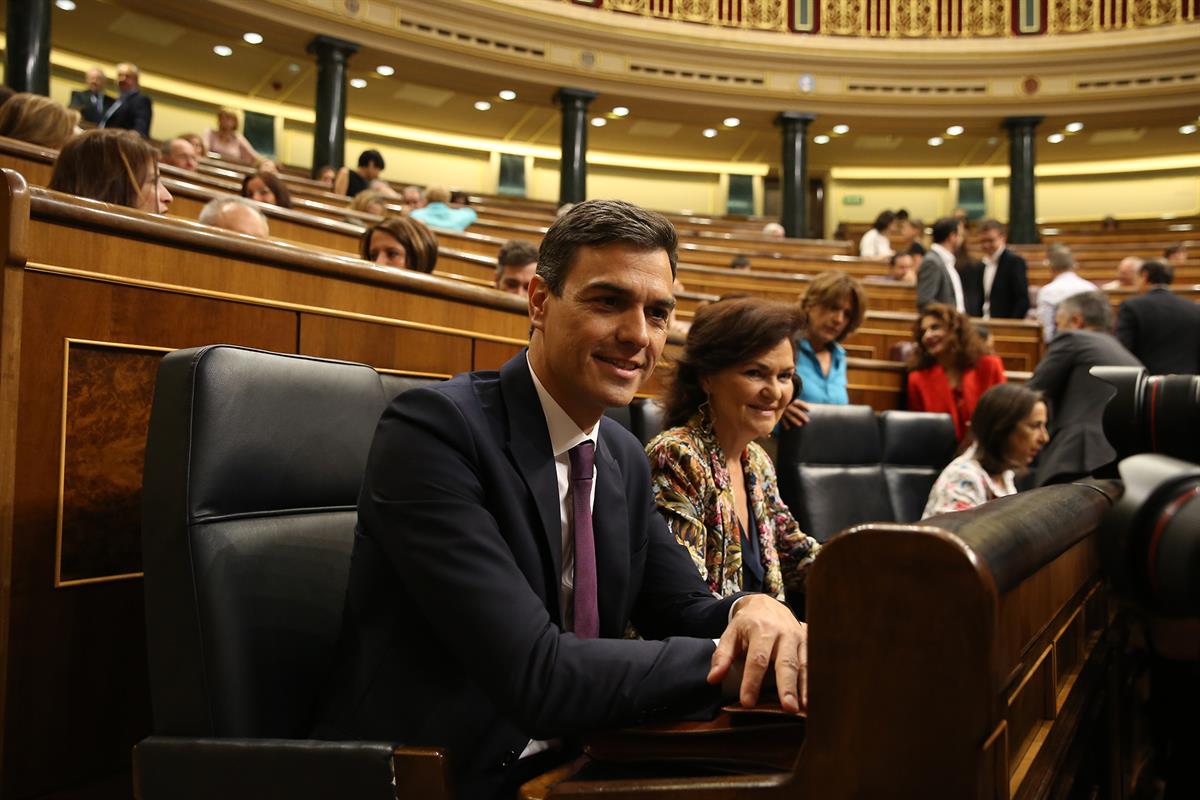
[1047,133,1066,143]
[590,117,607,127]
[832,124,850,135]
[927,136,944,146]
[55,0,76,9]
[1065,121,1084,133]
[986,136,998,145]
[350,78,368,89]
[242,32,263,45]
[375,65,395,77]
[287,63,301,73]
[946,125,964,136]
[474,100,492,111]
[611,106,629,117]
[498,89,517,101]
[723,117,741,127]
[702,128,718,138]
[813,134,831,144]
[1181,124,1198,135]
[213,45,233,57]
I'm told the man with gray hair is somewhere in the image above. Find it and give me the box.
[1034,243,1097,342]
[198,196,270,238]
[1026,290,1141,486]
[1101,256,1142,291]
[100,62,153,137]
[68,66,113,124]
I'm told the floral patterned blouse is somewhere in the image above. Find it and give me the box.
[645,411,820,600]
[921,445,1016,519]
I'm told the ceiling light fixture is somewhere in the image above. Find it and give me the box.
[242,32,264,45]
[1181,124,1198,135]
[813,134,831,144]
[474,100,492,111]
[375,65,395,77]
[213,45,233,57]
[832,124,850,135]
[350,78,368,89]
[611,106,629,117]
[55,0,77,9]
[946,125,964,136]
[590,117,607,127]
[702,128,718,138]
[498,89,517,101]
[723,117,741,127]
[1047,133,1066,143]
[927,136,944,146]
[1065,122,1084,133]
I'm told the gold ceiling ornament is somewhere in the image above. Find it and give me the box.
[822,0,1013,36]
[1048,0,1195,31]
[595,0,790,30]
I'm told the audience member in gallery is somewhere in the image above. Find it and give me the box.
[494,239,539,298]
[334,149,385,198]
[198,196,270,239]
[783,271,867,430]
[401,184,425,211]
[858,209,896,260]
[160,137,198,171]
[202,109,260,166]
[0,92,79,149]
[1101,256,1142,292]
[762,222,785,238]
[646,296,820,600]
[888,251,916,283]
[349,189,388,217]
[411,184,478,232]
[922,383,1048,518]
[360,215,438,274]
[99,62,152,137]
[241,170,291,209]
[1163,242,1187,266]
[906,303,1006,442]
[68,65,113,124]
[50,128,172,214]
[313,164,336,188]
[1035,244,1097,342]
[729,255,752,271]
[180,132,205,156]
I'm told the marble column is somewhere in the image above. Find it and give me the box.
[555,87,597,206]
[306,35,359,173]
[1004,116,1043,244]
[6,0,52,95]
[777,112,817,239]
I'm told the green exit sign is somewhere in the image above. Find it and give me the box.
[842,195,864,206]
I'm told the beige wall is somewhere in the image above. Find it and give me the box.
[827,179,952,236]
[993,169,1200,223]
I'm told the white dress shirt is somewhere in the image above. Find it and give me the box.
[1035,271,1098,342]
[859,227,894,259]
[931,243,965,313]
[981,247,1002,318]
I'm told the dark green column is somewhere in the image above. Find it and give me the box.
[306,35,359,173]
[1004,116,1043,244]
[777,112,816,239]
[555,87,596,206]
[6,0,52,95]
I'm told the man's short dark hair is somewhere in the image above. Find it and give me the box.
[536,200,677,296]
[979,219,1006,236]
[1163,243,1185,260]
[931,217,959,244]
[496,239,539,278]
[358,149,385,169]
[1058,291,1112,331]
[1140,259,1174,286]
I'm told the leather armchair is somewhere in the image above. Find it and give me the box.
[879,410,957,522]
[136,345,449,800]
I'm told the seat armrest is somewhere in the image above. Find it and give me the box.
[134,736,450,800]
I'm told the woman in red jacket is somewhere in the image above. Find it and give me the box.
[906,303,1006,441]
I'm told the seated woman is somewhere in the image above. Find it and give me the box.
[782,270,866,428]
[241,170,291,209]
[646,297,820,600]
[349,189,388,217]
[360,216,438,274]
[202,109,259,165]
[922,383,1048,518]
[907,303,1006,441]
[313,164,336,188]
[49,128,171,214]
[0,92,79,149]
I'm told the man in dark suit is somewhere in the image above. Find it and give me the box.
[1027,291,1142,487]
[68,66,113,125]
[977,219,1030,319]
[315,200,806,798]
[1116,259,1200,375]
[99,62,152,137]
[916,217,964,312]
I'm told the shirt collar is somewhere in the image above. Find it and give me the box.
[983,246,1004,268]
[931,243,956,270]
[526,354,597,457]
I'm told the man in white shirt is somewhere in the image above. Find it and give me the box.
[977,219,1030,319]
[1035,244,1098,342]
[916,217,965,312]
[858,209,897,261]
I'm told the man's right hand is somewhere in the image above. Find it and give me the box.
[707,595,807,714]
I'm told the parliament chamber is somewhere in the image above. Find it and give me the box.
[0,0,1198,798]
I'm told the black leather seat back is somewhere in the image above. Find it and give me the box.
[379,372,441,401]
[142,346,388,739]
[634,399,666,445]
[880,411,957,523]
[778,405,894,542]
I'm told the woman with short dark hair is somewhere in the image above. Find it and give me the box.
[50,128,172,214]
[360,215,438,274]
[647,297,820,599]
[241,170,291,209]
[922,383,1048,518]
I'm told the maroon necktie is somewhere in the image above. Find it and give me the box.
[568,441,598,638]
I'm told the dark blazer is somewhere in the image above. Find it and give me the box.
[315,353,734,795]
[916,249,956,310]
[68,89,114,125]
[958,260,984,318]
[986,249,1031,319]
[1026,329,1142,487]
[1116,287,1200,375]
[100,90,152,137]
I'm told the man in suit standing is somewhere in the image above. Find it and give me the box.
[1116,259,1200,375]
[316,200,807,797]
[916,217,965,312]
[99,62,152,137]
[68,66,113,125]
[977,219,1030,319]
[1027,291,1141,487]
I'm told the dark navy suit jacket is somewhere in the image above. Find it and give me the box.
[316,352,733,795]
[100,90,153,137]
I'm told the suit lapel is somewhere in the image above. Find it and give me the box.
[592,420,630,638]
[499,354,564,620]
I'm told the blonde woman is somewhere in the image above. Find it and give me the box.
[202,108,259,165]
[0,93,79,149]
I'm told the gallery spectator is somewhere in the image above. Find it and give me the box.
[360,216,438,274]
[1035,244,1097,342]
[1101,215,1119,232]
[349,190,388,217]
[495,239,538,298]
[50,128,172,213]
[1116,259,1200,375]
[68,66,113,124]
[729,255,752,271]
[180,132,204,155]
[202,109,260,166]
[1101,256,1142,291]
[401,185,424,210]
[160,137,198,171]
[0,93,79,149]
[888,252,916,283]
[762,222,785,238]
[241,170,291,209]
[313,165,336,188]
[1163,243,1188,266]
[411,184,477,232]
[858,210,896,260]
[334,149,385,198]
[198,196,270,238]
[99,62,152,137]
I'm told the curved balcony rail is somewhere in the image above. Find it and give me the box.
[566,0,1199,36]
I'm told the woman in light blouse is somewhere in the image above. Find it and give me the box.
[202,109,259,166]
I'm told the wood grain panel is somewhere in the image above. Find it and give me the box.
[298,313,475,376]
